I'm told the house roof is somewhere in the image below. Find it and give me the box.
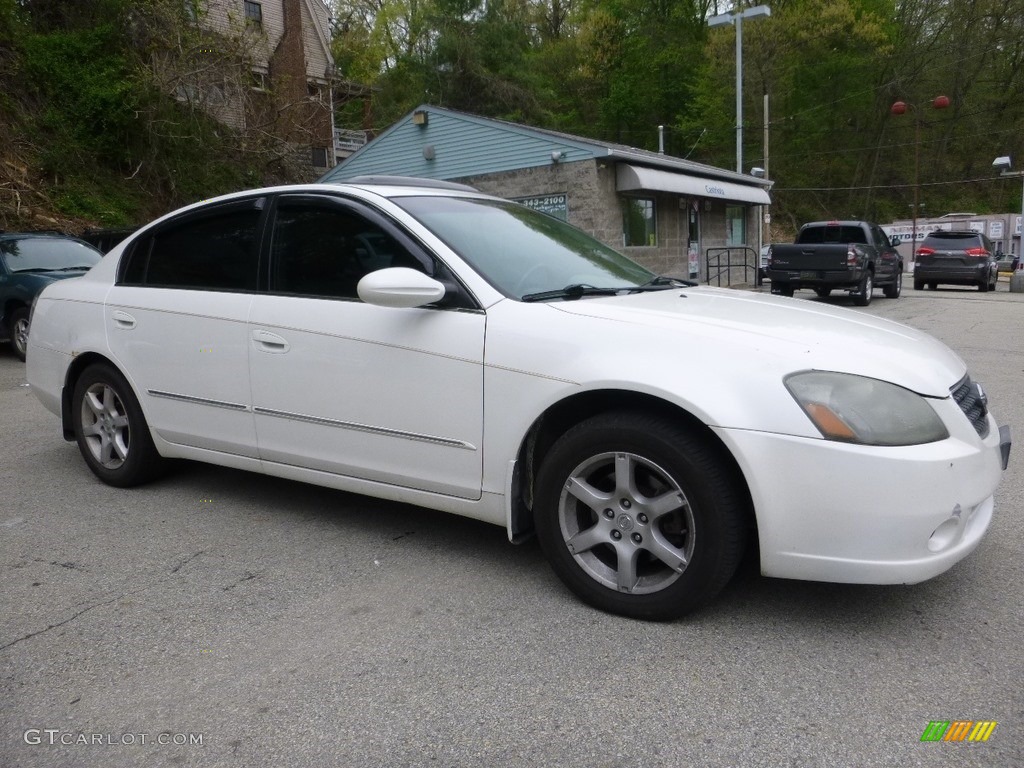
[322,105,773,198]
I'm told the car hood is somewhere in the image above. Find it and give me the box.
[547,287,965,397]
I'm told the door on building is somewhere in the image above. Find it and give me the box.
[686,200,701,279]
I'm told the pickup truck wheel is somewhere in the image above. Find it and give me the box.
[9,306,29,361]
[773,285,794,297]
[814,288,831,298]
[883,270,902,298]
[914,279,924,290]
[533,411,747,621]
[853,271,873,306]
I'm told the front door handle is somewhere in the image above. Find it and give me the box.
[111,310,136,329]
[252,329,289,353]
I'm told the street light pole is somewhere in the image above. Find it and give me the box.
[890,95,949,259]
[709,5,771,174]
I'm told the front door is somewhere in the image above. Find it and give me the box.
[247,194,486,499]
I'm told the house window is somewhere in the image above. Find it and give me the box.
[311,147,328,168]
[726,205,746,246]
[623,198,656,247]
[243,1,262,26]
[249,70,268,91]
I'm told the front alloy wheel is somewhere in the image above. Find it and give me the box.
[557,451,695,595]
[534,411,747,620]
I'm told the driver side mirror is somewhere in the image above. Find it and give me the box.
[357,267,446,308]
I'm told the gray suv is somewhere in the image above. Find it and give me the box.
[914,230,998,292]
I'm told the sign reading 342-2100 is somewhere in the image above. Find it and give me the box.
[514,193,568,221]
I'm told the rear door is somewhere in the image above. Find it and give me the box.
[105,198,265,457]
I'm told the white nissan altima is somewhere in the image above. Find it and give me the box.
[27,178,1011,620]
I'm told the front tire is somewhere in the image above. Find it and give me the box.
[883,270,902,298]
[534,411,747,621]
[853,270,873,306]
[71,363,165,487]
[9,307,29,361]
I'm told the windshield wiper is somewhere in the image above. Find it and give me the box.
[521,283,680,303]
[639,275,699,288]
[10,266,91,274]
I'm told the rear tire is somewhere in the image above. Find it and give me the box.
[71,363,165,487]
[534,411,748,621]
[814,288,831,299]
[978,278,989,293]
[773,284,795,297]
[914,279,924,290]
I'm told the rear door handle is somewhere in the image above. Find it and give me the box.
[111,310,136,329]
[252,329,289,353]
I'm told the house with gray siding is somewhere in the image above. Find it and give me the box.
[320,106,774,282]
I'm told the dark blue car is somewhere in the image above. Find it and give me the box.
[0,232,103,361]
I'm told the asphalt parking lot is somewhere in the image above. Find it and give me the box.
[1,282,1022,768]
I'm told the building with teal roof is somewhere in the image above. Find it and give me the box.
[321,105,773,282]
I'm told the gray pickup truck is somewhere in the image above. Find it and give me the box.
[766,220,902,306]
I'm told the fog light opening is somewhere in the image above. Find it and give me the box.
[928,511,963,553]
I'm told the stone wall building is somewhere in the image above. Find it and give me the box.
[319,106,774,283]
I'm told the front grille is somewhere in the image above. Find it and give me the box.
[951,375,990,438]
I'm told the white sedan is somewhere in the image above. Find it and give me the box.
[26,179,1011,620]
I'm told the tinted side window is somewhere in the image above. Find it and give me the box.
[269,204,426,299]
[123,208,261,290]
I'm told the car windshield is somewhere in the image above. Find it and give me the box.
[394,196,655,300]
[0,237,102,272]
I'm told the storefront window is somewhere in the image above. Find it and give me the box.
[726,205,746,246]
[623,198,656,246]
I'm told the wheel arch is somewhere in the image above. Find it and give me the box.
[61,352,126,440]
[509,388,758,555]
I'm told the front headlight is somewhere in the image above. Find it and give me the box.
[785,371,949,446]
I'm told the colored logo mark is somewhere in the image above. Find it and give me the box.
[921,720,997,742]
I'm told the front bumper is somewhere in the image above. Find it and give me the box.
[714,413,1008,585]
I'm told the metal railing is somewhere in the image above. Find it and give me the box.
[705,246,760,287]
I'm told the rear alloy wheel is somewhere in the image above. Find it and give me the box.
[72,363,165,487]
[883,270,902,299]
[853,270,873,306]
[9,307,29,361]
[534,411,747,621]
